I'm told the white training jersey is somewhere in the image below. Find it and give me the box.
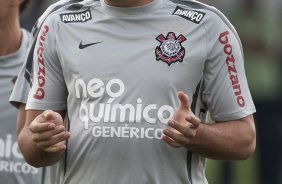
[26,0,256,184]
[0,29,46,184]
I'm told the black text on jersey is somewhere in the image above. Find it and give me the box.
[60,9,92,23]
[172,6,205,24]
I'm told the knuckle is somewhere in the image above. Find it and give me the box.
[37,142,45,148]
[31,133,39,142]
[41,139,55,148]
[29,124,35,132]
[58,132,67,141]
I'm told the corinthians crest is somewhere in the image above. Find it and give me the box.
[155,32,187,66]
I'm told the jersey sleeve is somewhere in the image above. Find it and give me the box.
[201,9,256,122]
[9,61,30,108]
[26,15,68,111]
[9,29,32,108]
[10,0,74,109]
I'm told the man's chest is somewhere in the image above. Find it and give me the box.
[56,17,207,91]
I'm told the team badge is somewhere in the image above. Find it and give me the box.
[155,32,187,66]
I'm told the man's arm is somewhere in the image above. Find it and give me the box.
[17,104,26,136]
[162,92,256,160]
[18,109,70,167]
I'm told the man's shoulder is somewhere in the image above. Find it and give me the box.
[57,1,98,24]
[39,0,98,25]
[168,0,231,24]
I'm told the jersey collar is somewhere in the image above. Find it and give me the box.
[100,0,163,17]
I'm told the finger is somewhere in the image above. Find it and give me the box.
[163,126,189,145]
[36,131,70,148]
[32,125,66,142]
[43,110,64,126]
[178,91,190,111]
[33,113,51,124]
[168,119,194,136]
[44,143,67,153]
[162,135,182,148]
[29,122,55,133]
[185,115,201,127]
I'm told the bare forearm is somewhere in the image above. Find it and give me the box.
[188,116,256,160]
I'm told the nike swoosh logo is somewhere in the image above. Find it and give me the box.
[79,41,103,49]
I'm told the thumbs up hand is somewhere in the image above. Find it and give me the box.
[162,91,201,148]
[29,110,70,153]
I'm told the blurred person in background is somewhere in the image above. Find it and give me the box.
[20,0,58,31]
[0,0,48,183]
[10,1,92,184]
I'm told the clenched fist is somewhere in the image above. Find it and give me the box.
[29,110,70,153]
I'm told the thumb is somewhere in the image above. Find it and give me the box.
[43,110,64,126]
[178,91,190,111]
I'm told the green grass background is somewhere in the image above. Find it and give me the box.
[206,153,258,184]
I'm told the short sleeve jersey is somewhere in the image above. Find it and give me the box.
[0,29,45,184]
[10,0,86,107]
[26,0,256,184]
